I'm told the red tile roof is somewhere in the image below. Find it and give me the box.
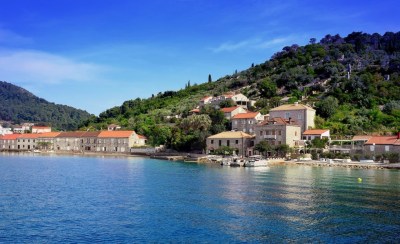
[37,132,61,138]
[32,126,51,129]
[220,106,243,113]
[232,112,260,119]
[365,136,400,145]
[98,131,135,138]
[56,132,86,138]
[18,134,42,139]
[302,129,329,135]
[200,96,212,101]
[82,131,101,137]
[138,135,147,139]
[352,135,373,141]
[258,117,298,126]
[0,134,21,140]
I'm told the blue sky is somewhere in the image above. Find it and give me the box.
[0,0,399,115]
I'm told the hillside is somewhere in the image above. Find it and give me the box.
[0,81,92,130]
[81,31,400,150]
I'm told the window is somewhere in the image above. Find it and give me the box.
[385,146,389,152]
[295,131,297,136]
[285,112,290,119]
[236,140,239,144]
[278,130,282,136]
[234,121,237,125]
[219,140,221,146]
[227,140,230,147]
[297,114,302,120]
[260,131,263,136]
[211,140,214,144]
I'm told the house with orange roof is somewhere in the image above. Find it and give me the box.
[363,134,400,157]
[269,102,315,133]
[206,131,255,156]
[0,125,12,135]
[135,134,147,146]
[31,126,51,133]
[302,129,330,141]
[199,96,213,107]
[231,112,265,134]
[0,134,20,150]
[97,130,137,153]
[16,133,42,150]
[35,132,61,150]
[81,131,102,152]
[107,124,121,131]
[210,93,251,109]
[254,117,301,150]
[220,106,247,120]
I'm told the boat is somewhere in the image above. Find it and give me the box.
[33,149,41,153]
[220,157,245,167]
[244,155,269,167]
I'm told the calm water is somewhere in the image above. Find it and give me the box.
[0,154,399,243]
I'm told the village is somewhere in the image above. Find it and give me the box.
[0,92,399,164]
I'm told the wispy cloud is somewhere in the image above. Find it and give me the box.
[0,28,32,45]
[211,37,293,53]
[0,49,109,85]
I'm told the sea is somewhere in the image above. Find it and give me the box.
[0,153,399,243]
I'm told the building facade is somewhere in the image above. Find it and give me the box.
[254,118,301,148]
[269,102,315,133]
[206,131,254,157]
[231,112,265,134]
[220,106,247,120]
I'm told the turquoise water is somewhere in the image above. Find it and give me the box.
[0,154,399,242]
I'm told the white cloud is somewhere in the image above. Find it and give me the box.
[0,49,108,84]
[210,40,254,53]
[256,37,291,49]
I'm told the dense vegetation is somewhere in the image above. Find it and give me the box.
[0,81,92,130]
[81,31,400,151]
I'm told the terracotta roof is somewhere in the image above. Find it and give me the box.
[18,134,41,139]
[302,129,329,135]
[258,117,298,126]
[82,131,101,137]
[98,130,135,138]
[37,132,61,138]
[220,106,244,113]
[232,112,260,119]
[208,131,254,139]
[56,132,86,138]
[364,136,400,145]
[138,135,147,139]
[0,134,21,140]
[270,103,315,111]
[352,135,373,141]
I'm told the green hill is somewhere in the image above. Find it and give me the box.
[0,81,92,130]
[81,31,400,150]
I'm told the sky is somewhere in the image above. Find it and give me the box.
[0,0,399,115]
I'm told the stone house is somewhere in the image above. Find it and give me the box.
[81,131,101,152]
[269,102,315,133]
[35,132,61,150]
[16,134,41,150]
[363,134,400,157]
[107,124,121,131]
[55,132,86,152]
[231,112,265,135]
[254,117,301,148]
[198,96,213,107]
[97,131,136,153]
[206,131,255,157]
[220,106,247,120]
[0,134,20,150]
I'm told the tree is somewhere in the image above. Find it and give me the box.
[208,74,212,83]
[315,96,339,118]
[214,146,235,155]
[219,99,235,108]
[310,138,329,149]
[274,144,290,157]
[309,38,317,44]
[258,78,277,98]
[255,141,273,156]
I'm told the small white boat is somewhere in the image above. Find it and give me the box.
[244,155,269,167]
[33,150,41,153]
[220,157,245,167]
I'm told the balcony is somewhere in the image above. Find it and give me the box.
[263,135,276,140]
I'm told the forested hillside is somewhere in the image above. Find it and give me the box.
[0,81,92,130]
[81,31,400,150]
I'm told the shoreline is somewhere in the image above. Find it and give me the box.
[2,151,400,170]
